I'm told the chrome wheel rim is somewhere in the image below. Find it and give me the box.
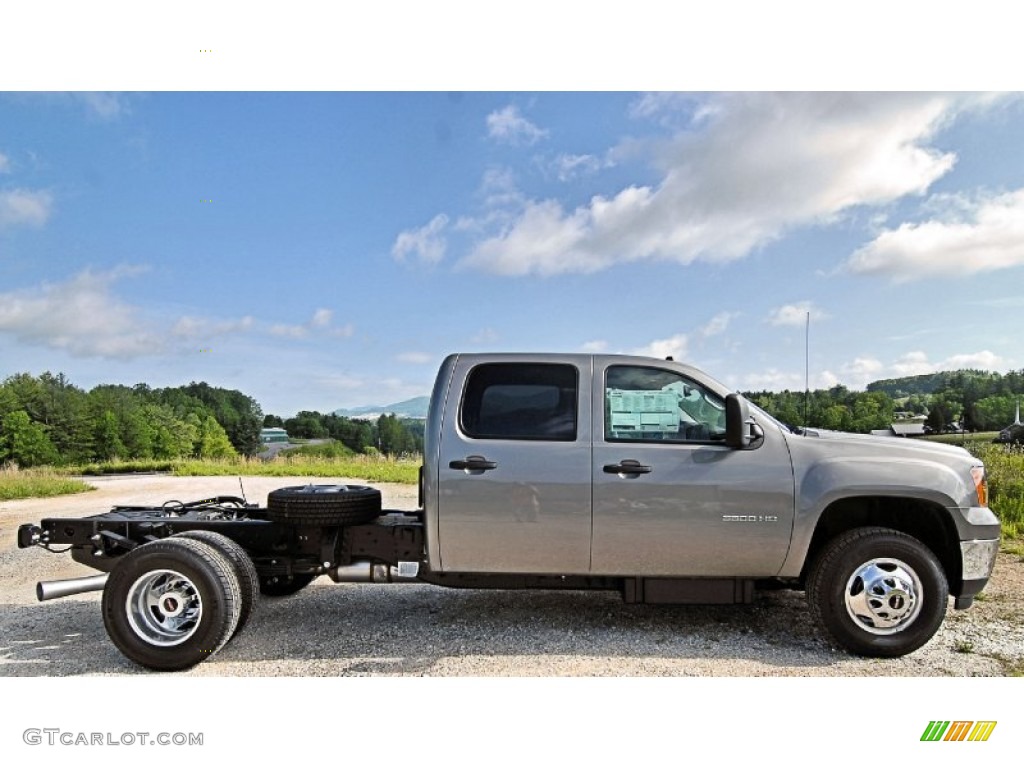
[125,569,202,646]
[844,557,923,635]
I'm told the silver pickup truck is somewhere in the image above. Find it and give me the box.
[19,353,1001,670]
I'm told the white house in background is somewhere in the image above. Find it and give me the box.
[260,427,289,444]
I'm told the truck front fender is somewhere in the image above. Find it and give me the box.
[779,456,970,579]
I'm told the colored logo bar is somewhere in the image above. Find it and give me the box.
[921,721,997,742]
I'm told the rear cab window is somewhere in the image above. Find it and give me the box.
[460,363,578,441]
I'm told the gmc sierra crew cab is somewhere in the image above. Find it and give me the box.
[18,353,1001,670]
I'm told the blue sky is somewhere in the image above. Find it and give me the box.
[2,92,1024,416]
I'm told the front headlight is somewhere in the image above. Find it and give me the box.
[970,466,989,507]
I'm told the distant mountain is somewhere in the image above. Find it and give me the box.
[866,370,1014,397]
[334,396,429,420]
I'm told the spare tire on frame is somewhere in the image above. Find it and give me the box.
[266,484,382,526]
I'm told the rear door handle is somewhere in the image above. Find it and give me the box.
[603,460,652,475]
[449,455,498,471]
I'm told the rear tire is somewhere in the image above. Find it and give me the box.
[173,531,259,636]
[806,526,948,658]
[266,484,381,526]
[102,538,242,671]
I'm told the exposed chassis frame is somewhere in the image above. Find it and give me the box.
[17,496,426,585]
[18,495,760,603]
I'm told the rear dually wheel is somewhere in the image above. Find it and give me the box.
[102,538,242,671]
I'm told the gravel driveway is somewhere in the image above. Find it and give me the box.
[2,475,1022,676]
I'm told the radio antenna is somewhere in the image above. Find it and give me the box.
[804,310,810,427]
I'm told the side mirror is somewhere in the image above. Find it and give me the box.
[725,393,752,449]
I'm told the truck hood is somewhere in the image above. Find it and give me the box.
[798,428,976,463]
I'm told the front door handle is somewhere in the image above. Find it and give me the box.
[449,455,498,471]
[603,460,652,475]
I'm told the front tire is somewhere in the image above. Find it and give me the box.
[806,527,948,658]
[102,538,243,671]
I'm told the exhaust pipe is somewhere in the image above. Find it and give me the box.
[328,560,420,583]
[37,573,109,602]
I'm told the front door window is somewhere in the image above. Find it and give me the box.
[605,366,727,443]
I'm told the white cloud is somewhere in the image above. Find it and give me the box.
[269,323,309,339]
[845,188,1024,280]
[890,350,935,377]
[476,167,524,211]
[823,349,1010,388]
[581,340,608,353]
[397,352,433,364]
[310,308,333,328]
[698,312,735,338]
[486,105,548,146]
[826,357,886,388]
[632,333,689,360]
[269,308,349,339]
[392,213,449,265]
[0,268,163,359]
[461,93,984,277]
[551,153,604,182]
[313,373,366,389]
[742,368,805,391]
[0,188,53,229]
[944,350,1006,369]
[767,301,827,327]
[74,92,129,120]
[172,315,254,340]
[470,328,499,345]
[0,152,10,174]
[890,349,1007,376]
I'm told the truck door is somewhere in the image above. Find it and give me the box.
[437,357,592,573]
[591,360,795,577]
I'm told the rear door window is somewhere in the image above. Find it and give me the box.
[460,363,578,441]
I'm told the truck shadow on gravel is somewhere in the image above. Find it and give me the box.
[225,583,841,675]
[0,584,841,676]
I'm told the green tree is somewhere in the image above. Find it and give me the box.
[820,404,852,431]
[926,397,957,433]
[94,410,127,460]
[183,413,204,457]
[973,395,1022,431]
[851,391,893,432]
[121,409,155,459]
[199,416,237,458]
[377,413,418,455]
[0,410,59,467]
[141,403,193,458]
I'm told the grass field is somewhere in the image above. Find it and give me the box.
[969,442,1024,540]
[921,435,1024,539]
[0,467,95,501]
[171,455,420,484]
[63,452,419,484]
[278,441,358,459]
